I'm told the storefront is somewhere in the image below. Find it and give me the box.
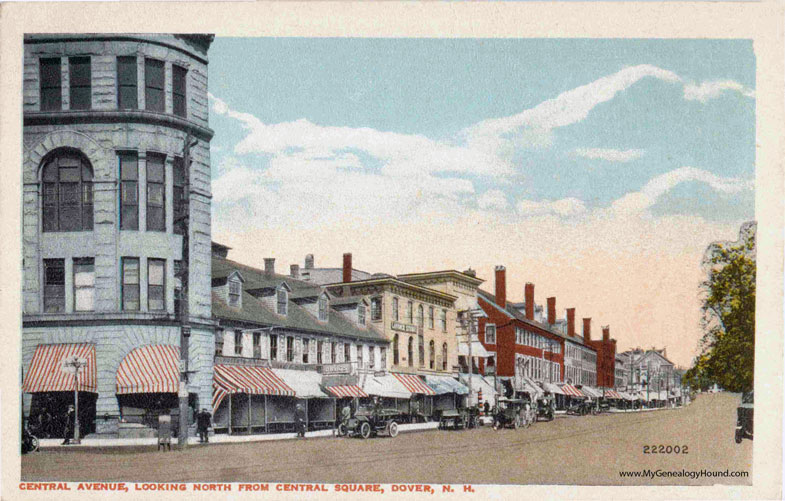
[541,381,566,409]
[559,383,586,408]
[362,373,412,414]
[392,373,436,421]
[424,375,468,412]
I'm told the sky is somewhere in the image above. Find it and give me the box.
[206,38,755,368]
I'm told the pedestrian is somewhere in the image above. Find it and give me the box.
[483,400,490,416]
[62,405,75,445]
[341,403,351,424]
[197,408,211,443]
[295,404,306,438]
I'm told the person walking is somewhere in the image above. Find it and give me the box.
[483,400,490,416]
[196,408,211,443]
[295,404,306,438]
[61,405,75,445]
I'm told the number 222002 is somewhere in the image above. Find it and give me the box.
[643,445,688,454]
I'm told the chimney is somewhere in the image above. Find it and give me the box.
[264,258,275,275]
[602,325,610,342]
[566,308,575,336]
[525,283,534,320]
[290,264,300,279]
[463,268,476,278]
[547,297,556,325]
[305,254,314,269]
[342,253,352,283]
[494,265,506,308]
[583,318,592,342]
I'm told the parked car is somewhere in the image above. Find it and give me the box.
[567,399,591,416]
[338,405,403,439]
[437,407,479,431]
[492,398,533,430]
[536,396,555,421]
[735,391,753,443]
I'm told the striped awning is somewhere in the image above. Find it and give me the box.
[325,385,369,398]
[560,384,585,397]
[605,390,623,399]
[424,375,469,395]
[213,364,296,397]
[392,373,436,395]
[22,343,97,393]
[116,345,179,394]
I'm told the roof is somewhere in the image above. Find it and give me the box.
[397,270,485,286]
[328,276,458,303]
[213,256,323,294]
[329,295,369,307]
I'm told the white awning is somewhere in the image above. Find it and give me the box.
[271,368,328,398]
[580,385,602,399]
[458,341,491,358]
[363,374,412,399]
[542,382,565,395]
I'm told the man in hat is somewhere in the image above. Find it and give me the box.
[294,403,306,438]
[61,405,75,445]
[196,408,211,443]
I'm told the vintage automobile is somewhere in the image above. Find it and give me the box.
[437,407,479,430]
[492,398,534,430]
[735,391,753,443]
[536,396,555,422]
[337,406,403,439]
[567,399,592,416]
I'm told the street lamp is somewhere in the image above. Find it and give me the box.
[63,356,87,444]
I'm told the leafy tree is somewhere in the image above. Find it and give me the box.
[684,222,755,392]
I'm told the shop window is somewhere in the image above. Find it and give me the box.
[119,152,138,230]
[40,58,62,111]
[277,288,288,315]
[147,259,165,311]
[393,334,399,365]
[173,156,186,235]
[121,257,140,311]
[370,297,382,321]
[73,258,94,311]
[286,336,294,362]
[392,297,399,321]
[146,153,165,232]
[234,330,243,356]
[318,295,328,321]
[172,65,187,117]
[429,340,435,369]
[442,343,448,371]
[485,324,496,344]
[117,56,137,109]
[407,337,413,367]
[41,150,93,232]
[428,306,434,329]
[43,259,65,313]
[144,58,165,112]
[69,57,91,110]
[358,305,366,325]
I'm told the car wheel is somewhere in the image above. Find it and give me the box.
[387,421,399,438]
[337,423,347,437]
[492,420,500,431]
[360,422,372,439]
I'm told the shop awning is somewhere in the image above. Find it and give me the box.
[363,374,412,399]
[23,343,97,393]
[116,345,179,394]
[324,385,369,398]
[605,390,623,399]
[457,373,499,407]
[424,375,469,395]
[272,368,329,398]
[213,364,296,398]
[393,373,436,395]
[560,384,585,397]
[542,382,565,395]
[580,386,602,399]
[516,376,544,399]
[458,341,491,358]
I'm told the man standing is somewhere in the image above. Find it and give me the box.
[196,408,211,443]
[61,405,75,445]
[295,404,306,438]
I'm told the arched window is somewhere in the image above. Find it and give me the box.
[407,337,414,367]
[429,340,435,369]
[392,334,399,365]
[41,150,93,232]
[418,335,424,366]
[417,305,424,327]
[442,343,448,371]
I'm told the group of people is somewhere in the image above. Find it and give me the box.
[28,405,77,444]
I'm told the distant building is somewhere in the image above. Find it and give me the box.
[293,253,373,285]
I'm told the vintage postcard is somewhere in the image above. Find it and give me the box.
[0,2,782,500]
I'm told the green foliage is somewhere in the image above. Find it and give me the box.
[686,222,755,393]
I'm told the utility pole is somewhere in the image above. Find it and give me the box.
[177,132,197,449]
[64,357,87,444]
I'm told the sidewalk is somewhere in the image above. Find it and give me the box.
[39,422,440,449]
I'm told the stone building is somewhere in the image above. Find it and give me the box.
[21,34,215,437]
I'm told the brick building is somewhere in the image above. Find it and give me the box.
[583,322,618,389]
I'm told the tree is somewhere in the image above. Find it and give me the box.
[685,222,755,393]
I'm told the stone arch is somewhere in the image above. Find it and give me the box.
[26,130,110,184]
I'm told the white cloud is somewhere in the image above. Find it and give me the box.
[477,190,509,211]
[683,80,755,103]
[572,148,645,163]
[517,197,588,218]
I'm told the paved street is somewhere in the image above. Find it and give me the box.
[22,393,751,485]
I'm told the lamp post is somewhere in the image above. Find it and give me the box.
[64,357,87,444]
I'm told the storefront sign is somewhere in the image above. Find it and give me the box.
[391,321,417,333]
[322,363,354,375]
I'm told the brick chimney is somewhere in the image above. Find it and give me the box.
[602,325,610,342]
[583,318,592,342]
[290,264,300,279]
[547,297,556,325]
[525,283,534,320]
[264,258,275,275]
[342,253,352,283]
[494,266,506,308]
[566,308,575,336]
[305,254,314,269]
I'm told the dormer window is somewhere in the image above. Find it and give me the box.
[318,295,328,321]
[277,288,288,315]
[228,280,241,307]
[358,305,366,326]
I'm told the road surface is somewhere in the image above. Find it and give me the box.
[21,392,751,485]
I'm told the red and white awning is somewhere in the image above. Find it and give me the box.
[560,384,585,397]
[392,373,436,395]
[22,343,97,393]
[213,364,296,397]
[605,390,623,399]
[116,345,179,394]
[325,385,369,398]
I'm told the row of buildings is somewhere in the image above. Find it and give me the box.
[19,33,686,439]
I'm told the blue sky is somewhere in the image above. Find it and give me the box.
[206,38,755,366]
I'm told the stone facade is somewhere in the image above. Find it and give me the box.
[21,34,214,436]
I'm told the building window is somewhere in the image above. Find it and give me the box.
[119,151,138,230]
[40,58,62,111]
[147,258,165,311]
[270,334,279,360]
[344,343,351,363]
[417,305,424,327]
[286,336,294,362]
[393,334,399,365]
[43,259,65,313]
[173,156,186,235]
[277,288,287,315]
[371,297,382,321]
[392,297,399,321]
[173,260,182,318]
[429,340,435,369]
[303,338,310,364]
[146,153,165,232]
[428,306,434,329]
[73,258,94,311]
[69,57,91,110]
[485,325,496,344]
[253,332,261,358]
[358,305,366,325]
[330,342,336,364]
[215,329,223,357]
[418,335,424,366]
[442,343,448,371]
[228,279,241,307]
[318,295,328,321]
[117,56,137,109]
[357,344,363,368]
[234,330,243,356]
[407,337,414,367]
[144,58,165,112]
[406,301,413,324]
[42,151,93,232]
[121,257,140,311]
[317,340,323,364]
[172,64,187,117]
[440,309,447,332]
[381,347,387,368]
